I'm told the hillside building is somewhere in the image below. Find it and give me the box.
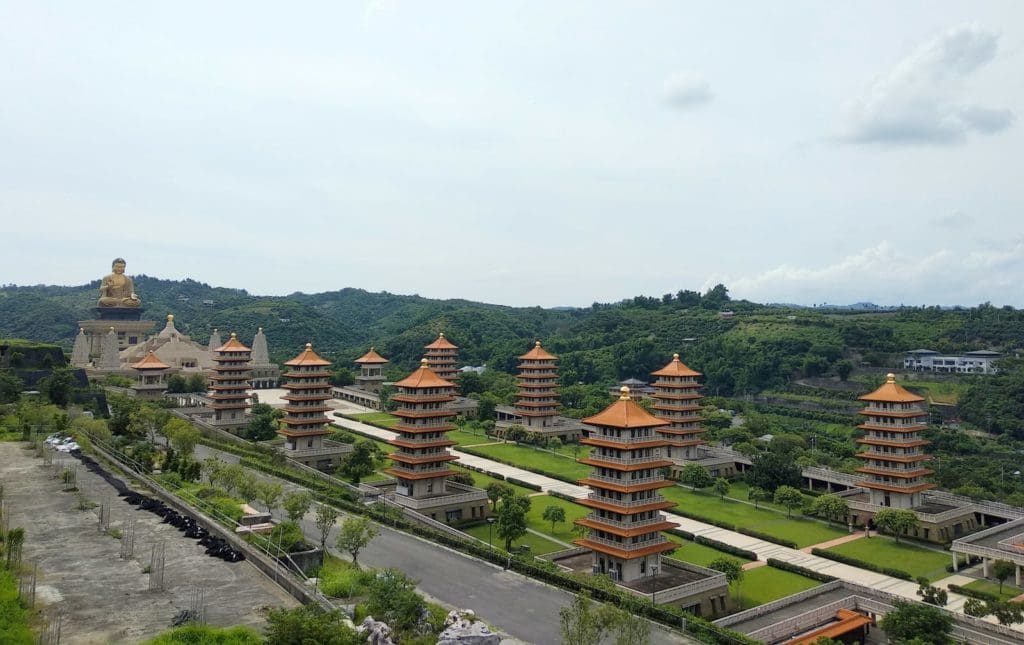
[650,354,706,464]
[384,359,487,523]
[903,349,1001,374]
[209,333,252,433]
[129,351,170,401]
[278,343,351,471]
[354,347,389,393]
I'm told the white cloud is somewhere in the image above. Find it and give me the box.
[840,24,1013,145]
[661,72,713,109]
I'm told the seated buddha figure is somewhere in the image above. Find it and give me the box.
[97,258,141,307]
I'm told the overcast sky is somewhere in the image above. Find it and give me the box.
[2,2,1022,307]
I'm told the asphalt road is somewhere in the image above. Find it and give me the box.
[193,444,690,644]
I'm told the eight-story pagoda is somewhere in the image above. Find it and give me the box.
[515,341,559,429]
[423,333,459,383]
[650,354,706,461]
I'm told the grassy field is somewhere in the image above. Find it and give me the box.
[736,566,822,610]
[963,578,1024,602]
[660,486,847,548]
[665,534,754,568]
[462,522,565,555]
[455,467,535,498]
[447,429,495,446]
[350,412,399,427]
[461,442,592,481]
[526,495,589,543]
[824,536,950,582]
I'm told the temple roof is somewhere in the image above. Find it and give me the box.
[215,332,252,353]
[157,314,180,339]
[519,340,557,360]
[651,353,702,378]
[284,343,331,367]
[130,351,170,370]
[394,359,454,388]
[355,347,389,364]
[859,373,924,403]
[583,387,669,429]
[424,332,458,350]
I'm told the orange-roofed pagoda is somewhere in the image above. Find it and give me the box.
[209,333,252,432]
[385,359,488,522]
[354,347,389,393]
[515,340,559,429]
[650,353,706,461]
[855,373,933,508]
[575,386,678,583]
[423,333,458,383]
[279,343,351,470]
[130,351,170,401]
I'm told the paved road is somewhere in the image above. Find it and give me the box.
[194,444,690,644]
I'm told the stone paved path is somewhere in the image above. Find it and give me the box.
[799,530,872,553]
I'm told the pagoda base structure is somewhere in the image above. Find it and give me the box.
[79,316,155,362]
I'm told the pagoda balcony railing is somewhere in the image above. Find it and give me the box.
[584,513,668,530]
[388,464,452,476]
[586,473,665,487]
[584,534,670,552]
[588,433,659,445]
[395,420,454,430]
[391,435,454,445]
[859,478,930,491]
[283,439,353,459]
[587,493,667,508]
[586,454,664,466]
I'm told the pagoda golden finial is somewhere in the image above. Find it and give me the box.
[370,346,375,351]
[421,358,429,368]
[306,342,313,350]
[257,327,262,333]
[886,373,896,383]
[619,385,631,400]
[230,332,237,339]
[167,314,174,322]
[672,353,680,360]
[439,332,445,339]
[535,340,542,347]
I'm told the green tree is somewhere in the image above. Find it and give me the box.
[558,592,605,645]
[202,456,225,486]
[336,515,379,567]
[916,577,948,606]
[993,559,1016,594]
[835,359,854,381]
[245,414,278,442]
[962,597,989,617]
[773,485,804,518]
[449,471,475,486]
[264,604,360,645]
[0,371,24,404]
[256,481,283,516]
[485,482,513,512]
[542,504,567,534]
[597,603,651,645]
[337,440,377,485]
[713,477,730,499]
[879,600,952,644]
[679,462,713,490]
[235,471,259,505]
[185,373,208,393]
[166,374,187,393]
[810,493,849,527]
[329,367,355,387]
[282,491,313,522]
[747,486,770,509]
[165,418,199,457]
[40,366,75,406]
[747,450,802,492]
[872,508,919,544]
[365,569,425,632]
[496,493,531,551]
[987,600,1024,626]
[505,424,527,444]
[708,557,744,603]
[314,504,337,552]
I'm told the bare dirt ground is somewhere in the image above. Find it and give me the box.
[0,442,298,644]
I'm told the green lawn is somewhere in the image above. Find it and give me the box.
[660,486,847,548]
[462,442,592,481]
[963,578,1024,602]
[824,536,950,582]
[453,467,535,498]
[665,534,754,568]
[447,429,495,446]
[351,412,399,428]
[736,566,822,610]
[525,495,589,543]
[462,522,565,555]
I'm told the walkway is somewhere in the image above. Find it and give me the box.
[331,416,992,620]
[799,531,871,553]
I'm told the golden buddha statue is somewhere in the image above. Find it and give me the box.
[97,258,141,307]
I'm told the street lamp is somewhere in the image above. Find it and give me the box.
[486,517,496,551]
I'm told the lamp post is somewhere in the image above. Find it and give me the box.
[486,516,496,551]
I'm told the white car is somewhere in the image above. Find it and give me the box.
[56,441,79,453]
[45,434,63,445]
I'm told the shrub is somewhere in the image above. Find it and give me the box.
[947,583,1001,603]
[505,477,542,492]
[767,558,838,583]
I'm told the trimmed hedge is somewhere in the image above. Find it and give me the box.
[547,489,578,502]
[767,558,838,583]
[505,476,542,492]
[668,529,757,561]
[810,548,913,580]
[947,583,1001,603]
[737,527,797,549]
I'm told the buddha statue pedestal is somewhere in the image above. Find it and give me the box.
[95,307,146,322]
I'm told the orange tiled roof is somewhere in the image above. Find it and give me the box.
[583,387,669,429]
[651,354,702,378]
[354,347,389,364]
[424,332,458,350]
[130,351,170,370]
[393,359,455,389]
[215,332,252,353]
[859,374,925,403]
[519,340,557,360]
[284,343,332,367]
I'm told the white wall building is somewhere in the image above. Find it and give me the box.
[903,349,1001,374]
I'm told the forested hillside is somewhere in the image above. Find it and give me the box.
[2,280,1021,397]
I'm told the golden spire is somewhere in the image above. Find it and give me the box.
[535,340,542,347]
[886,373,896,383]
[672,353,680,360]
[167,314,174,322]
[306,342,313,350]
[230,332,237,339]
[619,385,631,400]
[421,358,430,368]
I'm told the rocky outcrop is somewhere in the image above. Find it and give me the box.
[437,610,500,645]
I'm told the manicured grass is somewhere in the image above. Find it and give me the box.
[665,534,754,568]
[351,412,399,428]
[824,536,950,582]
[525,495,589,543]
[460,442,591,481]
[447,429,495,446]
[736,566,822,609]
[725,481,816,515]
[660,486,847,548]
[462,522,565,555]
[455,467,534,498]
[964,578,1024,602]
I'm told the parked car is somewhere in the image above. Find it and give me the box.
[56,441,79,453]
